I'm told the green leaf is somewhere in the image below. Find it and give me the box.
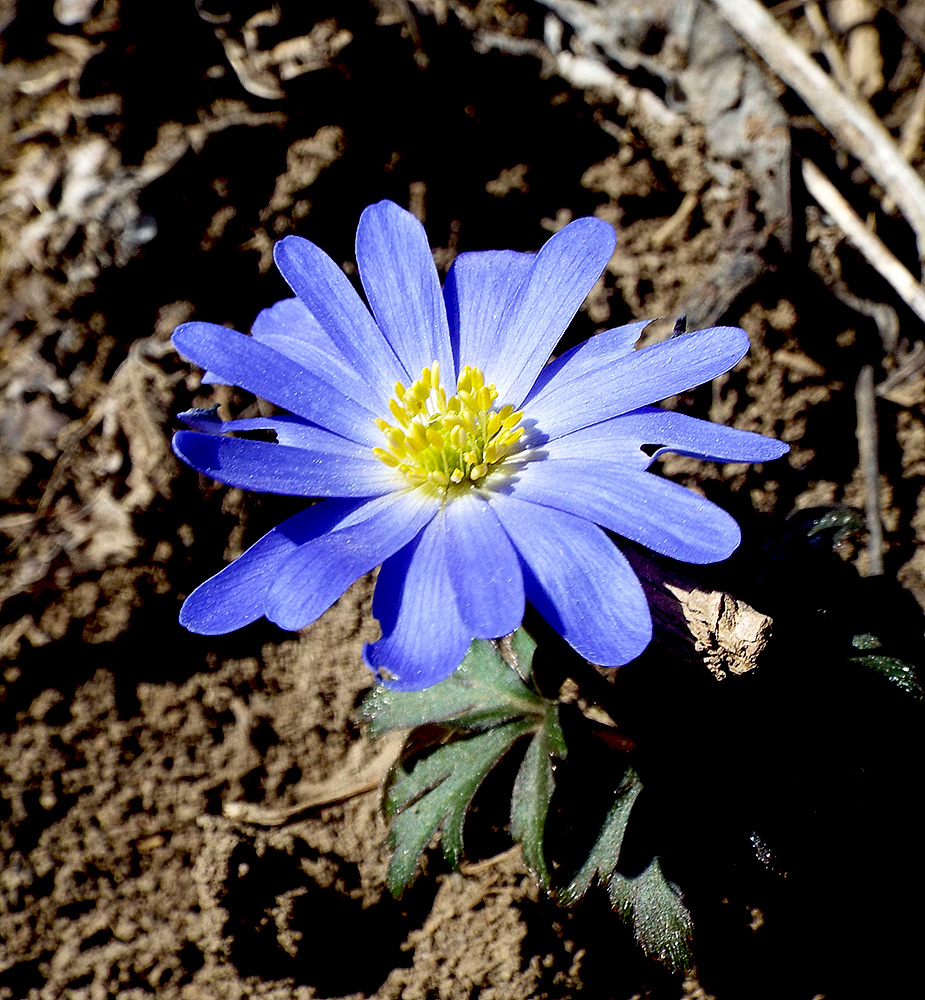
[559,767,641,907]
[364,628,569,896]
[559,767,693,972]
[510,703,567,889]
[606,858,693,972]
[384,718,534,895]
[801,506,865,546]
[362,629,545,738]
[851,653,924,699]
[502,626,539,683]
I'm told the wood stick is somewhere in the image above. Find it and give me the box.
[804,1,856,97]
[856,364,885,576]
[803,158,925,328]
[899,73,925,166]
[710,0,925,261]
[222,731,404,826]
[623,548,772,678]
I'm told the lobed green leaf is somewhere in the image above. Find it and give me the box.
[510,704,566,888]
[362,630,544,738]
[606,858,693,972]
[365,628,571,897]
[851,653,924,700]
[559,767,641,907]
[559,766,693,972]
[385,718,534,895]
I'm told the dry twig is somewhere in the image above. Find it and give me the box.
[899,74,925,167]
[223,731,404,827]
[624,549,773,679]
[802,159,925,328]
[804,1,856,96]
[711,0,925,261]
[856,364,885,576]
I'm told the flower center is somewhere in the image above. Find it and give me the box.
[372,362,525,492]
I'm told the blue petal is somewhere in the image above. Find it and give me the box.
[356,200,455,382]
[201,297,351,386]
[247,298,384,411]
[488,493,651,666]
[177,406,226,433]
[526,326,751,439]
[172,430,399,497]
[443,491,525,637]
[526,319,650,399]
[179,500,360,635]
[542,406,789,467]
[179,409,311,443]
[265,490,439,630]
[177,410,384,451]
[364,517,474,691]
[487,217,617,407]
[251,297,341,355]
[529,420,653,469]
[443,250,535,378]
[273,234,406,390]
[173,322,381,446]
[501,457,741,563]
[634,408,790,464]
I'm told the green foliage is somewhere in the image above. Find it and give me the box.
[363,631,691,968]
[850,633,924,699]
[559,767,693,972]
[606,857,693,972]
[851,652,924,699]
[510,702,566,887]
[363,628,544,736]
[383,717,535,894]
[361,629,567,896]
[781,507,924,700]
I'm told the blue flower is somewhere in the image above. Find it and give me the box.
[172,200,787,690]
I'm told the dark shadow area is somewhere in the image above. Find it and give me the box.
[617,516,924,998]
[222,839,437,996]
[515,513,925,998]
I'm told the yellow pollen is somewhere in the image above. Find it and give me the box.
[372,362,525,492]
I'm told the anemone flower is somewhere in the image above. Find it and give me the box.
[172,200,787,689]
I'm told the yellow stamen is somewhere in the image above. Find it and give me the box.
[372,362,525,493]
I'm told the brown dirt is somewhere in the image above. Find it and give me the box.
[1,2,924,998]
